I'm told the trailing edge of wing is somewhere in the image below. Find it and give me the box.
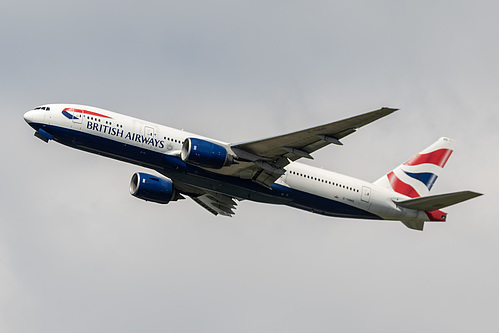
[163,179,239,217]
[190,192,238,217]
[395,191,483,211]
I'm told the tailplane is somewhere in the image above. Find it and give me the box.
[399,190,483,230]
[394,191,483,211]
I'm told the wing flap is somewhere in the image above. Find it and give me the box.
[164,180,240,217]
[190,192,238,217]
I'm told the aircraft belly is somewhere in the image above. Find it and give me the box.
[271,184,382,220]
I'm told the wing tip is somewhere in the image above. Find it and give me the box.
[380,106,399,113]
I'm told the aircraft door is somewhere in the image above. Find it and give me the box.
[144,126,154,139]
[359,186,372,210]
[361,186,371,203]
[144,126,154,140]
[144,126,156,148]
[69,108,83,129]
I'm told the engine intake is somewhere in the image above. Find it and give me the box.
[130,172,175,204]
[181,138,233,169]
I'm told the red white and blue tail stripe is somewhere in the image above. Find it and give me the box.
[374,137,457,222]
[374,137,456,198]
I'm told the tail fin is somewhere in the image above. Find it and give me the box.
[373,137,456,198]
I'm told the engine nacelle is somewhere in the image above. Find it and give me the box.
[181,137,233,169]
[129,172,175,204]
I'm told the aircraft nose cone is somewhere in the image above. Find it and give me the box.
[24,110,35,123]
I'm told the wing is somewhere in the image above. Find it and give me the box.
[171,181,239,217]
[226,107,397,187]
[191,193,238,217]
[232,107,397,160]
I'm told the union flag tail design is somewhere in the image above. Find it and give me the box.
[374,137,457,198]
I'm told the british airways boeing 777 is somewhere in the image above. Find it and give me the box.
[24,104,482,230]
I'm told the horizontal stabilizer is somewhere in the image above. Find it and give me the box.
[395,191,483,211]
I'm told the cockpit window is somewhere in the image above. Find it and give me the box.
[34,106,50,111]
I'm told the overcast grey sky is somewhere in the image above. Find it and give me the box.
[2,0,498,332]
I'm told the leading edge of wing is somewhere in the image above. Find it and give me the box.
[231,107,398,160]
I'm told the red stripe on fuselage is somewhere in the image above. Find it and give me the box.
[404,149,453,168]
[387,171,420,198]
[63,108,112,119]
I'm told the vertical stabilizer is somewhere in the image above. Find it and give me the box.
[374,137,457,198]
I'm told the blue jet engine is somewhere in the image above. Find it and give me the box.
[181,138,233,169]
[130,172,176,204]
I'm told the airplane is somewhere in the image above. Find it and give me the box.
[23,104,482,230]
